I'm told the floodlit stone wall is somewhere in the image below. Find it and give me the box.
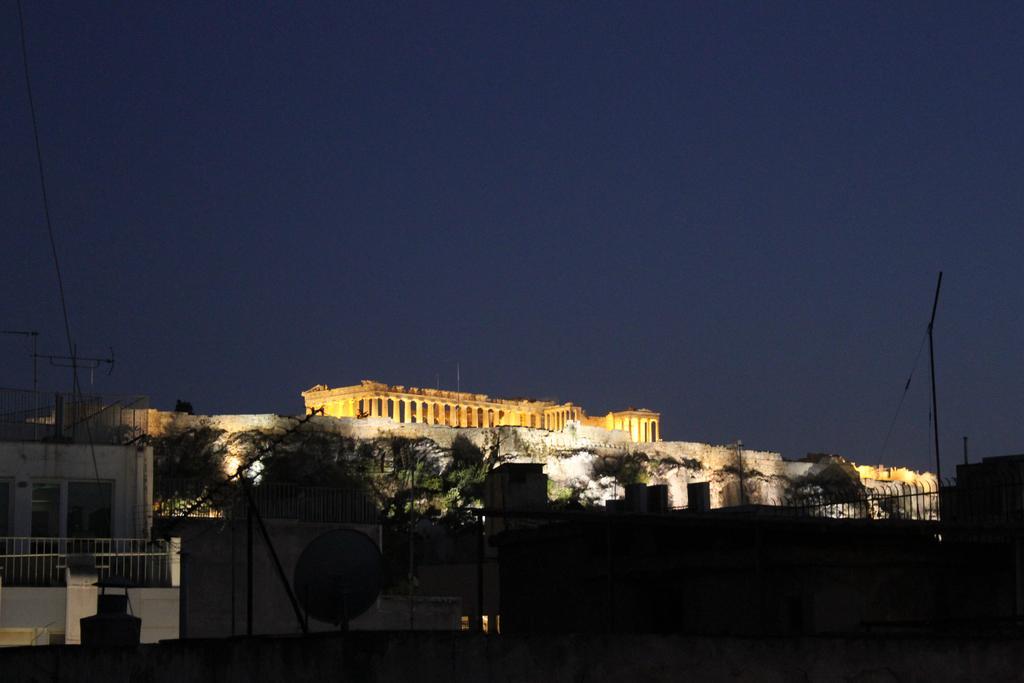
[147,408,930,511]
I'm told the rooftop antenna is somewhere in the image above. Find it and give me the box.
[36,346,114,388]
[457,362,461,393]
[927,272,943,483]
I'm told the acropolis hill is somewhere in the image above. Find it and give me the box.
[148,379,934,511]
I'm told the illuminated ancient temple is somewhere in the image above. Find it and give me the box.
[302,380,661,443]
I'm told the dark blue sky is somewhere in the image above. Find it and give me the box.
[2,2,1022,472]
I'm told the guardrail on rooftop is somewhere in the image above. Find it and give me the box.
[769,475,1024,524]
[0,388,148,444]
[154,478,380,525]
[0,537,174,587]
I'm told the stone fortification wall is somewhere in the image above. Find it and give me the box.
[147,411,914,511]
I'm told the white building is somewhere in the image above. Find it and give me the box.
[0,392,179,646]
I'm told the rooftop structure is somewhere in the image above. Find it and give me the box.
[0,388,148,445]
[302,380,662,443]
[0,437,178,646]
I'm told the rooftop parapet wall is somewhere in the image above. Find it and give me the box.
[4,631,1024,683]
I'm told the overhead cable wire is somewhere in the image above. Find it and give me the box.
[17,0,104,490]
[878,329,928,459]
[162,409,325,529]
[16,0,74,362]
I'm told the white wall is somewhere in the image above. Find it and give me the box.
[0,586,178,644]
[350,595,461,631]
[0,441,153,538]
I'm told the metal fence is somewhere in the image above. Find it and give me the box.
[781,480,941,521]
[940,470,1024,524]
[154,478,380,525]
[774,475,1024,524]
[0,537,173,587]
[0,388,148,444]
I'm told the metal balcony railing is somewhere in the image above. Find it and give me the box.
[0,537,173,587]
[155,478,380,525]
[766,475,1024,525]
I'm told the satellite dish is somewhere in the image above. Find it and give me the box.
[293,529,382,626]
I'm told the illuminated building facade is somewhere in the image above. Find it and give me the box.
[302,380,662,443]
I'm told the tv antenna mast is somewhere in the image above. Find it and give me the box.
[35,346,115,388]
[927,272,943,483]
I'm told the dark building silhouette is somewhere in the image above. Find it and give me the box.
[495,513,1017,635]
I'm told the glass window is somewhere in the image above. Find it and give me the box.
[0,481,9,535]
[67,482,112,538]
[32,483,61,537]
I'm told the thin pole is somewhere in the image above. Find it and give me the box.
[408,450,416,630]
[476,513,484,632]
[247,502,254,636]
[31,332,37,392]
[241,480,308,635]
[231,519,236,636]
[179,551,188,639]
[963,436,969,466]
[31,332,37,440]
[735,440,746,506]
[927,272,943,483]
[605,516,613,633]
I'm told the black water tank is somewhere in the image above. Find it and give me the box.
[647,485,669,513]
[81,593,141,646]
[687,482,711,512]
[624,483,648,513]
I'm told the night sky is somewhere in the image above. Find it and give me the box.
[2,2,1022,473]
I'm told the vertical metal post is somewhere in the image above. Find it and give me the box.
[178,551,188,639]
[53,392,61,440]
[605,516,614,633]
[735,440,746,506]
[231,519,236,636]
[241,481,308,635]
[476,513,484,633]
[247,503,254,636]
[928,271,943,484]
[754,523,764,634]
[31,332,37,393]
[31,333,38,441]
[1016,538,1024,620]
[963,436,968,466]
[408,451,416,631]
